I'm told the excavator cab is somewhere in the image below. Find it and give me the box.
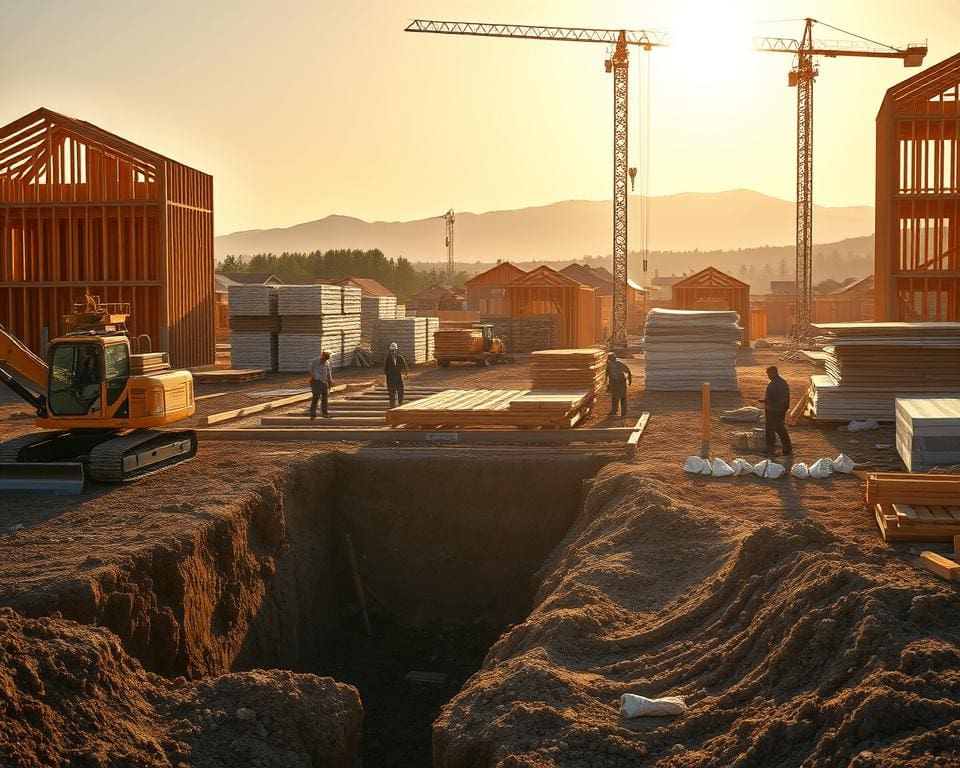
[473,323,504,355]
[47,337,129,418]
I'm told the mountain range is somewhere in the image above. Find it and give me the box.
[215,190,874,263]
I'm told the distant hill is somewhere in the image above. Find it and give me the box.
[215,190,873,263]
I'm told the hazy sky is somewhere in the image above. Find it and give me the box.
[1,0,955,236]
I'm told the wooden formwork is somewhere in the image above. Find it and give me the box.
[0,108,214,368]
[876,54,960,322]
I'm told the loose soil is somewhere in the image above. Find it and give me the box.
[1,349,958,767]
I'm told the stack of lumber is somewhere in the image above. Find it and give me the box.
[276,285,361,372]
[129,353,169,375]
[385,388,590,428]
[530,349,606,398]
[809,322,960,421]
[375,317,435,364]
[228,285,280,370]
[642,309,740,391]
[896,398,960,472]
[434,329,483,356]
[361,296,398,348]
[425,316,439,361]
[867,472,960,542]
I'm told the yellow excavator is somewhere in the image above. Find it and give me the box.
[0,296,197,491]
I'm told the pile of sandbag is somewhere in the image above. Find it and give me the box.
[684,453,854,480]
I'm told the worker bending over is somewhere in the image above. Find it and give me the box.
[309,350,334,419]
[604,352,632,419]
[384,342,409,408]
[759,365,792,457]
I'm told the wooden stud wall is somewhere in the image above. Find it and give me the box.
[876,56,960,321]
[0,109,214,367]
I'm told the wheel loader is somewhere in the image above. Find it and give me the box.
[0,296,197,492]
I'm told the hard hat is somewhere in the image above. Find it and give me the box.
[389,342,398,351]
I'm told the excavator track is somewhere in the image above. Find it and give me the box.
[88,429,198,482]
[0,430,72,462]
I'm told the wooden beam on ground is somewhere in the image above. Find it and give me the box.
[261,416,386,427]
[920,551,960,581]
[204,384,347,426]
[195,392,228,401]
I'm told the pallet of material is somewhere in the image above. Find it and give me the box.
[809,322,960,421]
[227,285,279,316]
[642,309,741,392]
[867,471,960,542]
[896,398,960,472]
[435,329,483,356]
[341,285,362,315]
[130,352,169,375]
[385,388,591,428]
[530,348,606,397]
[231,331,278,370]
[278,285,343,315]
[375,317,432,364]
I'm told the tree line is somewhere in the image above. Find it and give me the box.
[216,249,473,300]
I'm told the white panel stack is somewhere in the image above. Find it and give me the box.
[425,317,439,361]
[276,285,361,372]
[341,285,362,315]
[361,295,399,348]
[228,285,279,370]
[278,284,342,315]
[896,398,960,472]
[375,317,431,364]
[642,308,741,391]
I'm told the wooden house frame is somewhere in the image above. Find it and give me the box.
[876,54,960,321]
[464,261,526,315]
[0,108,214,367]
[506,265,596,348]
[671,266,751,344]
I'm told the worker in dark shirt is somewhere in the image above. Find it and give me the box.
[604,352,632,419]
[758,365,793,457]
[383,342,409,408]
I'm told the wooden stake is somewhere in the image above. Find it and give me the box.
[700,382,711,458]
[345,534,372,636]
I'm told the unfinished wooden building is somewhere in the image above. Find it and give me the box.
[672,267,752,345]
[0,108,214,367]
[876,54,960,321]
[506,265,596,348]
[465,261,526,315]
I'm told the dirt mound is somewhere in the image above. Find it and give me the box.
[0,608,362,768]
[434,468,960,767]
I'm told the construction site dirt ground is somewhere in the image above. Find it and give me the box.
[1,350,959,767]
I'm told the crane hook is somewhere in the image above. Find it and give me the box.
[628,167,637,191]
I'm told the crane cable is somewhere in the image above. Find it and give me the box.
[636,48,652,290]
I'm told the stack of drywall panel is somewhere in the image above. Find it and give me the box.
[375,317,431,364]
[278,284,342,315]
[642,309,741,391]
[341,285,362,315]
[896,398,960,472]
[361,296,398,348]
[228,285,279,370]
[276,285,361,371]
[809,323,960,421]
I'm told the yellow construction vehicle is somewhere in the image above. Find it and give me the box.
[0,296,197,491]
[435,323,509,367]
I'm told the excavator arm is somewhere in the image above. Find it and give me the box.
[0,325,48,415]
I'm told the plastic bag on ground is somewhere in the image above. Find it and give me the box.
[730,458,754,476]
[808,457,833,479]
[753,459,786,479]
[711,458,735,477]
[791,462,810,479]
[620,693,688,718]
[847,419,880,432]
[684,456,711,475]
[832,453,855,474]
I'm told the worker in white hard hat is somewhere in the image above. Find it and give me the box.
[383,342,409,408]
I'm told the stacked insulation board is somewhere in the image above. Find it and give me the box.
[809,323,960,421]
[385,389,591,428]
[530,348,606,398]
[361,295,398,349]
[228,285,279,370]
[277,285,361,372]
[375,317,437,364]
[642,309,741,391]
[896,398,960,472]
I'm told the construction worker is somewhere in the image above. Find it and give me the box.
[309,349,334,419]
[759,365,793,457]
[604,352,632,419]
[384,342,408,408]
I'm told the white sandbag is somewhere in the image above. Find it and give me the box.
[684,456,711,474]
[847,419,880,432]
[730,458,754,476]
[808,457,834,479]
[791,462,810,479]
[753,459,786,479]
[711,458,735,477]
[719,406,763,423]
[831,453,855,474]
[620,693,687,718]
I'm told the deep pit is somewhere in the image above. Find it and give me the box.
[227,448,610,766]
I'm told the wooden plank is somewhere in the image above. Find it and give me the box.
[920,551,960,581]
[204,384,347,425]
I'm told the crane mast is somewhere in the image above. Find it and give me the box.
[406,20,667,351]
[444,209,455,286]
[755,19,926,343]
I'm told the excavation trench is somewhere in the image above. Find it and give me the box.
[224,449,608,766]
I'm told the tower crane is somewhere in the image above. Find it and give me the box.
[406,20,668,351]
[755,19,926,342]
[444,208,455,286]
